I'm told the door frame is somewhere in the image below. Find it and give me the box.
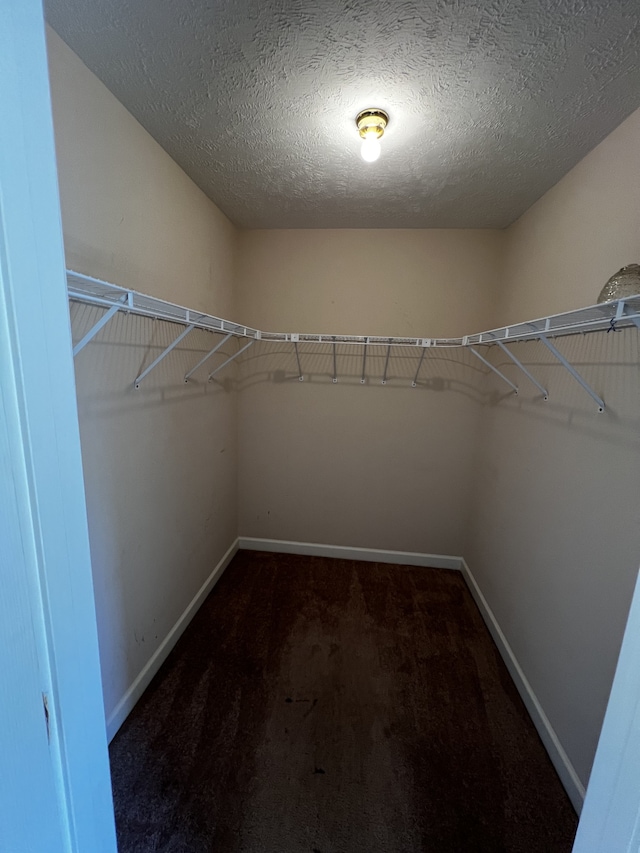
[572,568,640,852]
[0,2,117,850]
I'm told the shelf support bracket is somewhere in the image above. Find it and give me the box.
[293,342,304,381]
[332,339,338,383]
[72,294,128,357]
[494,340,548,399]
[361,341,368,384]
[469,346,518,394]
[382,340,392,385]
[412,347,426,387]
[208,339,254,380]
[135,324,195,388]
[184,332,233,382]
[538,335,605,411]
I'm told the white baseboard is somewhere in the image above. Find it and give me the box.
[106,537,239,742]
[238,537,463,571]
[460,558,585,813]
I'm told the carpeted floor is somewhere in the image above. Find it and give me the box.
[109,551,578,852]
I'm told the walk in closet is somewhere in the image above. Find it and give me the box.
[7,5,638,851]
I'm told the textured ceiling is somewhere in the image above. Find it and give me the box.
[46,0,640,229]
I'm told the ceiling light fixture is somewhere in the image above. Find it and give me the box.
[356,108,389,163]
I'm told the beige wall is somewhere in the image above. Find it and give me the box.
[499,108,640,325]
[48,28,239,730]
[236,229,503,337]
[49,29,236,317]
[465,106,640,791]
[236,230,503,553]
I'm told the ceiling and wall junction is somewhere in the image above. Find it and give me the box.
[45,0,640,229]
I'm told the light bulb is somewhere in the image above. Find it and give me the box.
[361,135,381,163]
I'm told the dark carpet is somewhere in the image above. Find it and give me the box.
[109,551,578,852]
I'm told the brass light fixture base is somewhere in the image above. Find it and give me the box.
[356,108,389,139]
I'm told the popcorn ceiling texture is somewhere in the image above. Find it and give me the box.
[45,0,640,229]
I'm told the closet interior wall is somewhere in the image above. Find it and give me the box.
[465,105,640,791]
[48,28,240,735]
[235,229,504,555]
[49,19,640,812]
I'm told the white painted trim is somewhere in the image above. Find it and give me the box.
[238,537,463,571]
[460,558,585,813]
[106,538,239,741]
[1,3,118,849]
[572,568,640,852]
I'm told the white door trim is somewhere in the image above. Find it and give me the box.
[572,568,640,852]
[0,3,117,850]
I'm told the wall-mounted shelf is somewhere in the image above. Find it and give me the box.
[67,269,640,410]
[67,270,262,343]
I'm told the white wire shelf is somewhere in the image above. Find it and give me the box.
[67,270,262,339]
[67,269,640,408]
[464,298,640,345]
[67,269,640,349]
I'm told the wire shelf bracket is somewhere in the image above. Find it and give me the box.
[381,340,392,385]
[412,345,428,387]
[538,334,605,411]
[184,333,233,382]
[72,293,129,357]
[135,324,195,388]
[293,338,304,381]
[494,339,548,400]
[470,346,519,395]
[208,339,254,381]
[361,340,368,384]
